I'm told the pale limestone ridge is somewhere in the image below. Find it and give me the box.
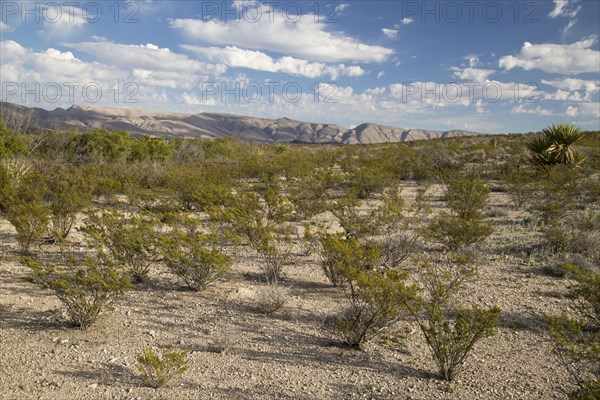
[0,102,483,143]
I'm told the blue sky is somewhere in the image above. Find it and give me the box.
[1,0,599,133]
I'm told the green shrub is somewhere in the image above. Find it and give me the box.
[255,239,291,284]
[403,259,500,381]
[0,121,28,157]
[21,254,132,329]
[342,156,396,199]
[93,177,122,204]
[370,189,420,268]
[166,165,235,211]
[528,165,580,223]
[300,221,324,256]
[542,210,599,262]
[335,268,417,348]
[427,176,493,251]
[160,230,232,291]
[136,347,189,389]
[500,165,536,209]
[428,213,493,251]
[125,182,176,212]
[331,195,375,239]
[445,176,490,220]
[262,186,295,224]
[0,159,31,213]
[66,129,129,164]
[412,185,432,216]
[211,190,293,283]
[548,265,600,399]
[321,234,417,347]
[210,192,265,244]
[3,173,50,253]
[420,305,500,382]
[82,210,161,282]
[287,167,339,218]
[319,234,379,287]
[44,166,93,240]
[128,136,174,162]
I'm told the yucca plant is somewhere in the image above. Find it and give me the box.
[1,159,31,181]
[527,124,586,167]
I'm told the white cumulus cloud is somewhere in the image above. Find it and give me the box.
[183,45,364,80]
[450,67,495,82]
[0,21,15,32]
[549,0,581,18]
[566,103,600,117]
[169,2,392,63]
[64,39,222,74]
[382,28,399,39]
[542,78,600,93]
[511,105,556,116]
[40,5,87,37]
[0,40,123,84]
[499,36,600,75]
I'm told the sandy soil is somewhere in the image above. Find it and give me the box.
[0,183,577,399]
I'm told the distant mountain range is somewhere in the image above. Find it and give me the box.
[0,102,483,144]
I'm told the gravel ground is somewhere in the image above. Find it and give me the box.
[0,184,579,399]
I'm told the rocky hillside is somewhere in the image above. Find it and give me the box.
[0,102,482,143]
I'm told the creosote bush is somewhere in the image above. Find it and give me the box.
[1,119,597,394]
[329,188,419,269]
[548,264,600,399]
[82,209,160,282]
[542,210,600,264]
[319,233,379,287]
[336,267,417,348]
[160,229,232,291]
[324,236,417,347]
[0,158,31,212]
[444,175,491,220]
[211,190,293,283]
[300,221,325,256]
[287,166,338,218]
[427,176,493,252]
[370,190,420,268]
[44,166,93,240]
[331,195,375,239]
[528,165,580,223]
[255,239,291,284]
[136,347,189,389]
[428,215,493,252]
[21,254,132,329]
[500,165,536,209]
[3,172,50,253]
[166,165,235,211]
[0,121,28,158]
[402,257,500,381]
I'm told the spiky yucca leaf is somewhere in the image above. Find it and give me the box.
[526,135,554,165]
[1,159,30,183]
[527,124,586,167]
[543,123,585,146]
